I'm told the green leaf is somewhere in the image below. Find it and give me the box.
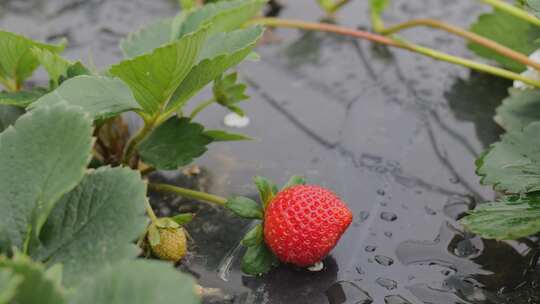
[121,0,264,60]
[176,0,265,38]
[29,76,140,120]
[33,50,89,88]
[198,27,264,61]
[164,26,263,115]
[0,268,23,303]
[527,0,540,18]
[253,176,275,207]
[0,31,66,89]
[120,18,174,58]
[138,116,212,170]
[495,88,540,131]
[241,224,263,247]
[0,87,48,108]
[225,196,263,219]
[32,167,147,287]
[110,28,208,115]
[241,242,277,275]
[179,0,198,10]
[203,129,252,141]
[58,62,91,85]
[44,264,63,287]
[0,105,24,133]
[71,260,199,304]
[468,9,540,72]
[283,175,306,189]
[0,104,92,252]
[477,121,540,193]
[171,213,195,225]
[212,71,249,115]
[0,254,66,304]
[31,48,72,88]
[461,194,540,240]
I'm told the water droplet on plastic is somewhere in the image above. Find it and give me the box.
[449,177,459,184]
[384,231,393,238]
[380,212,397,222]
[451,238,480,258]
[365,245,377,252]
[376,277,397,290]
[377,189,385,196]
[441,269,452,276]
[375,255,394,266]
[326,281,373,304]
[355,266,365,275]
[384,295,413,304]
[358,211,370,222]
[424,206,436,215]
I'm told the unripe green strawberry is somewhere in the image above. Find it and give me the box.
[149,227,187,262]
[264,185,352,267]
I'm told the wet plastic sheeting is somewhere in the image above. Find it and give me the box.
[3,0,540,303]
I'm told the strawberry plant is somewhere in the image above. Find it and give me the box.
[0,0,358,301]
[4,0,540,301]
[0,0,270,302]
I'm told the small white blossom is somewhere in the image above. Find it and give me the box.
[224,112,250,128]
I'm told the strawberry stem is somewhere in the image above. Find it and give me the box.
[379,18,540,73]
[318,0,351,15]
[121,118,156,168]
[189,97,216,120]
[145,198,159,223]
[250,17,540,88]
[148,183,228,206]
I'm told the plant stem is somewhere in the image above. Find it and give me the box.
[408,42,540,86]
[251,17,402,47]
[189,97,216,119]
[140,166,156,176]
[121,120,155,167]
[371,9,385,33]
[479,0,540,27]
[149,183,228,206]
[145,198,159,223]
[380,18,540,72]
[322,0,351,14]
[330,0,351,13]
[251,17,540,88]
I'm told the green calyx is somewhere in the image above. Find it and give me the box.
[223,175,306,275]
[146,214,194,247]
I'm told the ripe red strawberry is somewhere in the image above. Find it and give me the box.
[263,185,353,267]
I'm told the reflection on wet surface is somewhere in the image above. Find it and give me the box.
[2,0,539,303]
